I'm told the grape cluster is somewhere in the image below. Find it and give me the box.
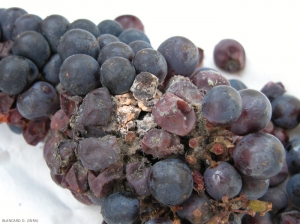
[1,7,300,224]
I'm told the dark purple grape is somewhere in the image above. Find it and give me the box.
[166,77,203,106]
[286,174,300,207]
[71,192,93,205]
[242,212,274,224]
[0,40,14,59]
[101,192,140,224]
[115,15,144,31]
[141,128,183,158]
[132,48,167,83]
[176,193,214,223]
[59,54,101,96]
[229,79,247,91]
[97,42,134,66]
[0,55,38,95]
[0,7,27,41]
[213,39,246,73]
[11,14,42,40]
[17,81,59,120]
[145,218,172,224]
[272,127,289,146]
[158,36,199,78]
[271,94,300,129]
[148,159,193,206]
[239,174,269,200]
[45,139,77,175]
[8,124,23,134]
[126,162,150,196]
[152,93,196,136]
[231,89,272,135]
[97,19,124,36]
[269,159,288,187]
[78,136,120,171]
[204,161,242,201]
[75,87,112,126]
[97,34,120,49]
[89,164,123,197]
[277,209,300,224]
[12,30,51,69]
[68,19,100,37]
[259,187,288,215]
[22,118,50,146]
[233,132,285,179]
[129,40,152,54]
[40,14,70,53]
[191,70,230,94]
[64,161,88,193]
[100,56,136,95]
[118,28,150,45]
[60,91,83,117]
[58,29,100,61]
[42,54,63,86]
[261,81,285,101]
[286,137,300,173]
[202,85,242,126]
[50,109,69,131]
[43,129,66,159]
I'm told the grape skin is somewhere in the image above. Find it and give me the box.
[286,137,300,173]
[286,173,300,207]
[67,19,100,37]
[233,132,285,179]
[204,161,242,201]
[202,85,242,126]
[98,19,124,37]
[148,159,193,206]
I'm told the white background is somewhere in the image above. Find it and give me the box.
[0,0,300,223]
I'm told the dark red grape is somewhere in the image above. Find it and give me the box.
[101,192,140,224]
[176,193,214,223]
[271,94,300,129]
[132,48,167,83]
[0,92,14,114]
[98,19,124,36]
[259,187,288,215]
[286,173,300,207]
[59,54,101,96]
[50,109,69,131]
[75,87,112,126]
[0,40,14,59]
[17,81,59,120]
[115,15,144,31]
[78,136,121,171]
[233,132,285,179]
[152,92,196,136]
[231,89,272,135]
[141,128,183,158]
[277,209,300,224]
[213,39,246,73]
[64,161,89,193]
[204,161,242,201]
[126,162,150,196]
[60,91,83,117]
[22,118,50,146]
[272,127,289,146]
[71,191,93,206]
[202,85,242,126]
[148,159,193,206]
[158,36,199,78]
[261,81,285,101]
[191,70,230,94]
[89,163,123,197]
